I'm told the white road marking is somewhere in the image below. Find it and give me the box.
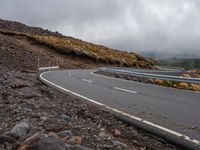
[82,79,93,83]
[113,87,137,94]
[40,72,200,146]
[68,71,71,76]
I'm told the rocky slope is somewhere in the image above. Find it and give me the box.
[0,19,179,150]
[0,70,179,150]
[0,19,154,69]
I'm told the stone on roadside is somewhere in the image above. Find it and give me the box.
[57,130,73,139]
[19,131,47,150]
[11,79,29,89]
[112,140,127,148]
[112,129,121,137]
[60,114,71,122]
[28,137,67,150]
[11,120,31,137]
[40,116,48,121]
[48,132,59,139]
[0,79,10,86]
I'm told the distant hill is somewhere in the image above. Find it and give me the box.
[156,58,200,70]
[0,19,154,70]
[142,51,200,59]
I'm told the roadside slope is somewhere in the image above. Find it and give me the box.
[0,19,154,69]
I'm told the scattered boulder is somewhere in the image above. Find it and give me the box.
[11,79,29,89]
[28,137,67,150]
[57,130,73,139]
[11,120,31,137]
[112,129,121,137]
[112,140,127,148]
[98,128,111,139]
[19,132,47,150]
[43,120,66,132]
[60,114,71,122]
[17,87,40,99]
[48,132,59,139]
[0,79,10,86]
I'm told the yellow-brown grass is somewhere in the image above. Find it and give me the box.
[31,35,153,67]
[0,30,154,68]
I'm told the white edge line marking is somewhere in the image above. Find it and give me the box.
[40,72,200,145]
[91,71,200,94]
[82,79,93,83]
[114,87,137,94]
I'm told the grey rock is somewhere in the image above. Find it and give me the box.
[21,131,48,145]
[11,119,31,137]
[0,79,9,86]
[40,116,48,121]
[57,130,73,138]
[18,87,40,99]
[29,137,67,150]
[60,114,71,122]
[112,140,127,147]
[11,79,29,89]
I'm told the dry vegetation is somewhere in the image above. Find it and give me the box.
[153,79,200,91]
[31,35,153,67]
[0,30,154,68]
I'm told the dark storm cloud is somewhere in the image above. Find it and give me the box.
[0,0,200,57]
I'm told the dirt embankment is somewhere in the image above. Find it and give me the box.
[0,18,154,69]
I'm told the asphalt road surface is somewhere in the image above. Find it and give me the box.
[42,69,200,141]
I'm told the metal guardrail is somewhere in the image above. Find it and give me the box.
[156,66,185,71]
[105,67,184,73]
[98,68,200,84]
[39,66,59,71]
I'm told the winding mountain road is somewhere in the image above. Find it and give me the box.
[40,69,200,147]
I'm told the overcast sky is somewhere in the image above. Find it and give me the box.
[0,0,200,57]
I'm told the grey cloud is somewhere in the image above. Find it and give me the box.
[0,0,200,57]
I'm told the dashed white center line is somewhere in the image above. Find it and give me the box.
[68,71,72,76]
[113,87,137,94]
[82,79,93,83]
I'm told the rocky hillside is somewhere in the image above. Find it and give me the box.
[0,19,154,69]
